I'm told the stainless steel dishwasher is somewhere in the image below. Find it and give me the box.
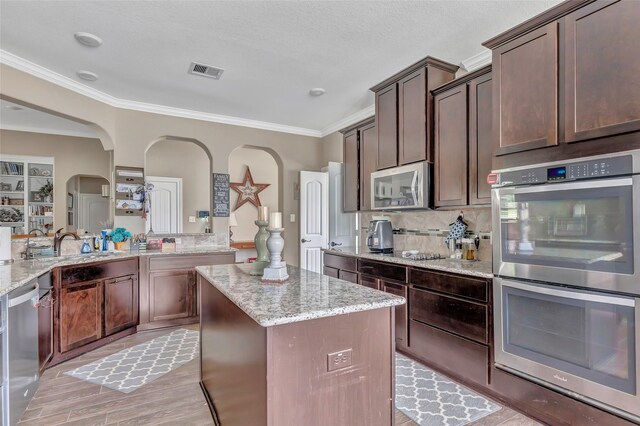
[2,280,39,426]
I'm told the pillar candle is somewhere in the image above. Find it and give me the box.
[269,212,282,228]
[258,206,269,221]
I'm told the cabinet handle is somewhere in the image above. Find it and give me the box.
[301,239,311,243]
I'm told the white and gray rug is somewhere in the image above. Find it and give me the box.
[65,328,199,393]
[396,353,501,426]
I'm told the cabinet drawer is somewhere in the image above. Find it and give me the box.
[148,253,235,271]
[410,287,487,344]
[323,266,339,278]
[338,270,358,284]
[323,253,357,272]
[410,268,488,302]
[61,259,138,286]
[359,274,379,290]
[409,319,488,387]
[358,259,407,283]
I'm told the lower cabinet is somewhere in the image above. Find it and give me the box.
[138,253,235,330]
[104,275,139,335]
[359,274,379,290]
[59,279,103,353]
[37,292,53,372]
[381,280,408,351]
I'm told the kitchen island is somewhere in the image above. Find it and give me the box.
[197,263,405,426]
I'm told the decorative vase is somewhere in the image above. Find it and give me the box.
[114,241,127,251]
[262,227,289,282]
[250,220,270,276]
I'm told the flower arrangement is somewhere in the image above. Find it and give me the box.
[107,227,132,243]
[38,181,53,198]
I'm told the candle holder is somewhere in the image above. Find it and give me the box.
[261,227,289,282]
[250,220,270,276]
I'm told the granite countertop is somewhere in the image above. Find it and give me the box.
[0,246,236,296]
[196,263,405,327]
[323,247,493,279]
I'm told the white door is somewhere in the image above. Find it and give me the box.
[299,171,328,273]
[328,162,357,249]
[78,193,110,233]
[145,176,182,234]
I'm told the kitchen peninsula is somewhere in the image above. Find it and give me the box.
[197,263,405,426]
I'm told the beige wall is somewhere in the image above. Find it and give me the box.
[0,130,112,232]
[320,131,344,165]
[145,139,210,233]
[1,64,328,265]
[79,176,108,194]
[229,147,279,241]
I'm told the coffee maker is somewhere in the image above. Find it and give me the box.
[366,219,393,253]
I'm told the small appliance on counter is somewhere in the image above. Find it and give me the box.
[366,219,393,253]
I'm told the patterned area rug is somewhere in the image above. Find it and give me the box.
[65,329,199,393]
[396,353,501,426]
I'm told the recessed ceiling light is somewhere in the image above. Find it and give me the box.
[5,105,23,111]
[74,32,103,47]
[309,88,326,97]
[76,70,99,81]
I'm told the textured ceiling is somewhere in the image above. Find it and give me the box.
[0,1,562,133]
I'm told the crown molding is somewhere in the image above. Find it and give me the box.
[320,104,375,137]
[460,50,492,72]
[0,50,323,138]
[0,124,99,139]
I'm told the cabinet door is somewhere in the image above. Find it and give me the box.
[434,85,468,207]
[37,294,53,371]
[338,270,359,284]
[468,72,493,205]
[323,266,339,278]
[398,68,427,165]
[375,84,398,170]
[381,281,408,350]
[104,274,139,336]
[149,269,195,322]
[493,22,558,155]
[343,130,359,212]
[60,280,102,353]
[359,274,379,290]
[562,0,640,143]
[359,121,377,211]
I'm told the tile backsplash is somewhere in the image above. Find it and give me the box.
[359,208,492,261]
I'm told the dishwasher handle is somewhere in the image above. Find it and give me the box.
[8,282,40,308]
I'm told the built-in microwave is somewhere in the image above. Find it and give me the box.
[370,162,432,210]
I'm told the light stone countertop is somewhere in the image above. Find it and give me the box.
[0,246,236,297]
[196,263,406,327]
[323,247,493,279]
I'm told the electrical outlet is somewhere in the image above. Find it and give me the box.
[189,216,196,223]
[327,349,352,372]
[290,213,296,223]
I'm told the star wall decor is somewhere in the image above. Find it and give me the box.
[230,167,270,210]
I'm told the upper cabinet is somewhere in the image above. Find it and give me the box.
[371,57,458,171]
[562,0,640,143]
[340,117,376,212]
[433,66,493,208]
[484,0,640,167]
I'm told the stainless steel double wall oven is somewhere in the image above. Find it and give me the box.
[491,149,640,422]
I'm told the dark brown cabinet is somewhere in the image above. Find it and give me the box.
[381,280,408,351]
[37,292,53,372]
[371,56,458,171]
[138,253,235,330]
[562,0,640,143]
[104,274,139,336]
[432,66,493,208]
[491,22,558,156]
[340,118,376,212]
[59,279,103,353]
[359,274,379,290]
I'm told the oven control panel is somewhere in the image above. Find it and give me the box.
[496,155,632,186]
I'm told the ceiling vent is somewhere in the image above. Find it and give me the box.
[188,62,224,80]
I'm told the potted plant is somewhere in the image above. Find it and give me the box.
[38,181,54,203]
[107,227,132,251]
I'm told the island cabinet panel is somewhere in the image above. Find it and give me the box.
[398,69,427,165]
[434,84,468,207]
[375,84,399,170]
[104,274,139,336]
[493,22,558,155]
[343,129,359,212]
[468,72,493,205]
[381,280,408,350]
[59,280,103,353]
[148,270,195,322]
[562,0,640,143]
[359,120,377,211]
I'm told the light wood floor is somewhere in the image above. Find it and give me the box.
[20,325,541,426]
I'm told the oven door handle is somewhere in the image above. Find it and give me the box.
[499,177,633,195]
[501,279,635,307]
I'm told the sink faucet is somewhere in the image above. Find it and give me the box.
[28,228,46,237]
[54,230,80,257]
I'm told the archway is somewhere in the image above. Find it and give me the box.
[65,175,110,234]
